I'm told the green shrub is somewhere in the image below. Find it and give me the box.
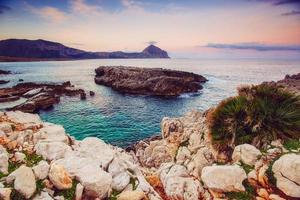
[208,84,300,150]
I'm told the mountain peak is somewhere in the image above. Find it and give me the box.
[142,45,170,58]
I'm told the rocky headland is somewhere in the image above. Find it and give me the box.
[267,72,300,95]
[0,39,169,62]
[94,66,207,97]
[0,82,86,113]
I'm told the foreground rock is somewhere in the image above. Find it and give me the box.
[0,109,299,200]
[272,153,300,198]
[95,66,207,97]
[201,165,247,192]
[0,81,86,113]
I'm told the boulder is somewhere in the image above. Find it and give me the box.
[108,158,130,191]
[14,152,26,163]
[0,145,9,174]
[159,163,203,200]
[75,183,84,200]
[35,141,71,161]
[186,147,214,178]
[161,117,183,138]
[6,165,36,199]
[33,123,69,144]
[49,164,72,190]
[72,137,114,169]
[0,123,12,134]
[32,160,50,180]
[117,190,147,200]
[232,144,262,166]
[33,191,54,200]
[5,111,42,128]
[272,153,300,198]
[201,165,247,192]
[0,188,11,200]
[76,164,112,198]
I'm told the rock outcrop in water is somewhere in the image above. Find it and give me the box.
[266,72,300,95]
[95,66,207,96]
[0,82,86,113]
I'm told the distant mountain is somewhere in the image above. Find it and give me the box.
[0,39,170,61]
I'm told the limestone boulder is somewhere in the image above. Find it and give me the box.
[0,188,11,200]
[49,164,72,190]
[201,165,247,192]
[0,145,9,174]
[186,147,214,178]
[272,153,300,198]
[6,165,36,199]
[232,144,262,166]
[32,160,50,180]
[161,117,183,138]
[35,141,71,161]
[117,190,147,200]
[5,111,42,129]
[159,163,203,200]
[33,123,69,144]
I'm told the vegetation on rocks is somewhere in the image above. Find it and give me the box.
[208,84,300,151]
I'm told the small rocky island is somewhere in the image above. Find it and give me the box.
[0,82,86,113]
[94,66,207,96]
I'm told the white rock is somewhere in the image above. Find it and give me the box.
[159,163,203,200]
[176,146,191,165]
[73,137,114,169]
[186,147,214,178]
[49,164,72,190]
[0,145,9,174]
[15,152,26,163]
[269,194,285,200]
[35,141,71,161]
[32,160,50,180]
[33,123,69,144]
[75,183,84,200]
[23,88,43,98]
[117,190,146,200]
[201,165,247,192]
[161,117,183,138]
[232,144,262,166]
[272,153,300,198]
[76,164,112,198]
[108,158,130,191]
[33,191,54,200]
[0,188,11,200]
[0,123,12,134]
[6,165,36,199]
[5,111,42,128]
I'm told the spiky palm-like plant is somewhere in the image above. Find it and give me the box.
[208,84,300,150]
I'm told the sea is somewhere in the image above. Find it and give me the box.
[0,58,299,147]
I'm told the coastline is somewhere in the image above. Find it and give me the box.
[0,73,299,200]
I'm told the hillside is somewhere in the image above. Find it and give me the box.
[0,39,170,61]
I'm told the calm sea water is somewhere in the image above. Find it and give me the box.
[0,58,299,147]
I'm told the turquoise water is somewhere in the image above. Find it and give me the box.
[0,59,299,147]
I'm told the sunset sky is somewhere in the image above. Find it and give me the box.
[0,0,300,58]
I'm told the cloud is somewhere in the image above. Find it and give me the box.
[281,10,300,15]
[271,0,300,6]
[70,0,102,15]
[28,5,68,23]
[205,43,300,51]
[147,41,157,45]
[0,4,11,14]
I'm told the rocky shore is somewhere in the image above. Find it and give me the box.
[94,66,207,97]
[267,72,300,95]
[0,82,86,113]
[0,109,299,200]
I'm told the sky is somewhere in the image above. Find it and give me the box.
[0,0,300,59]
